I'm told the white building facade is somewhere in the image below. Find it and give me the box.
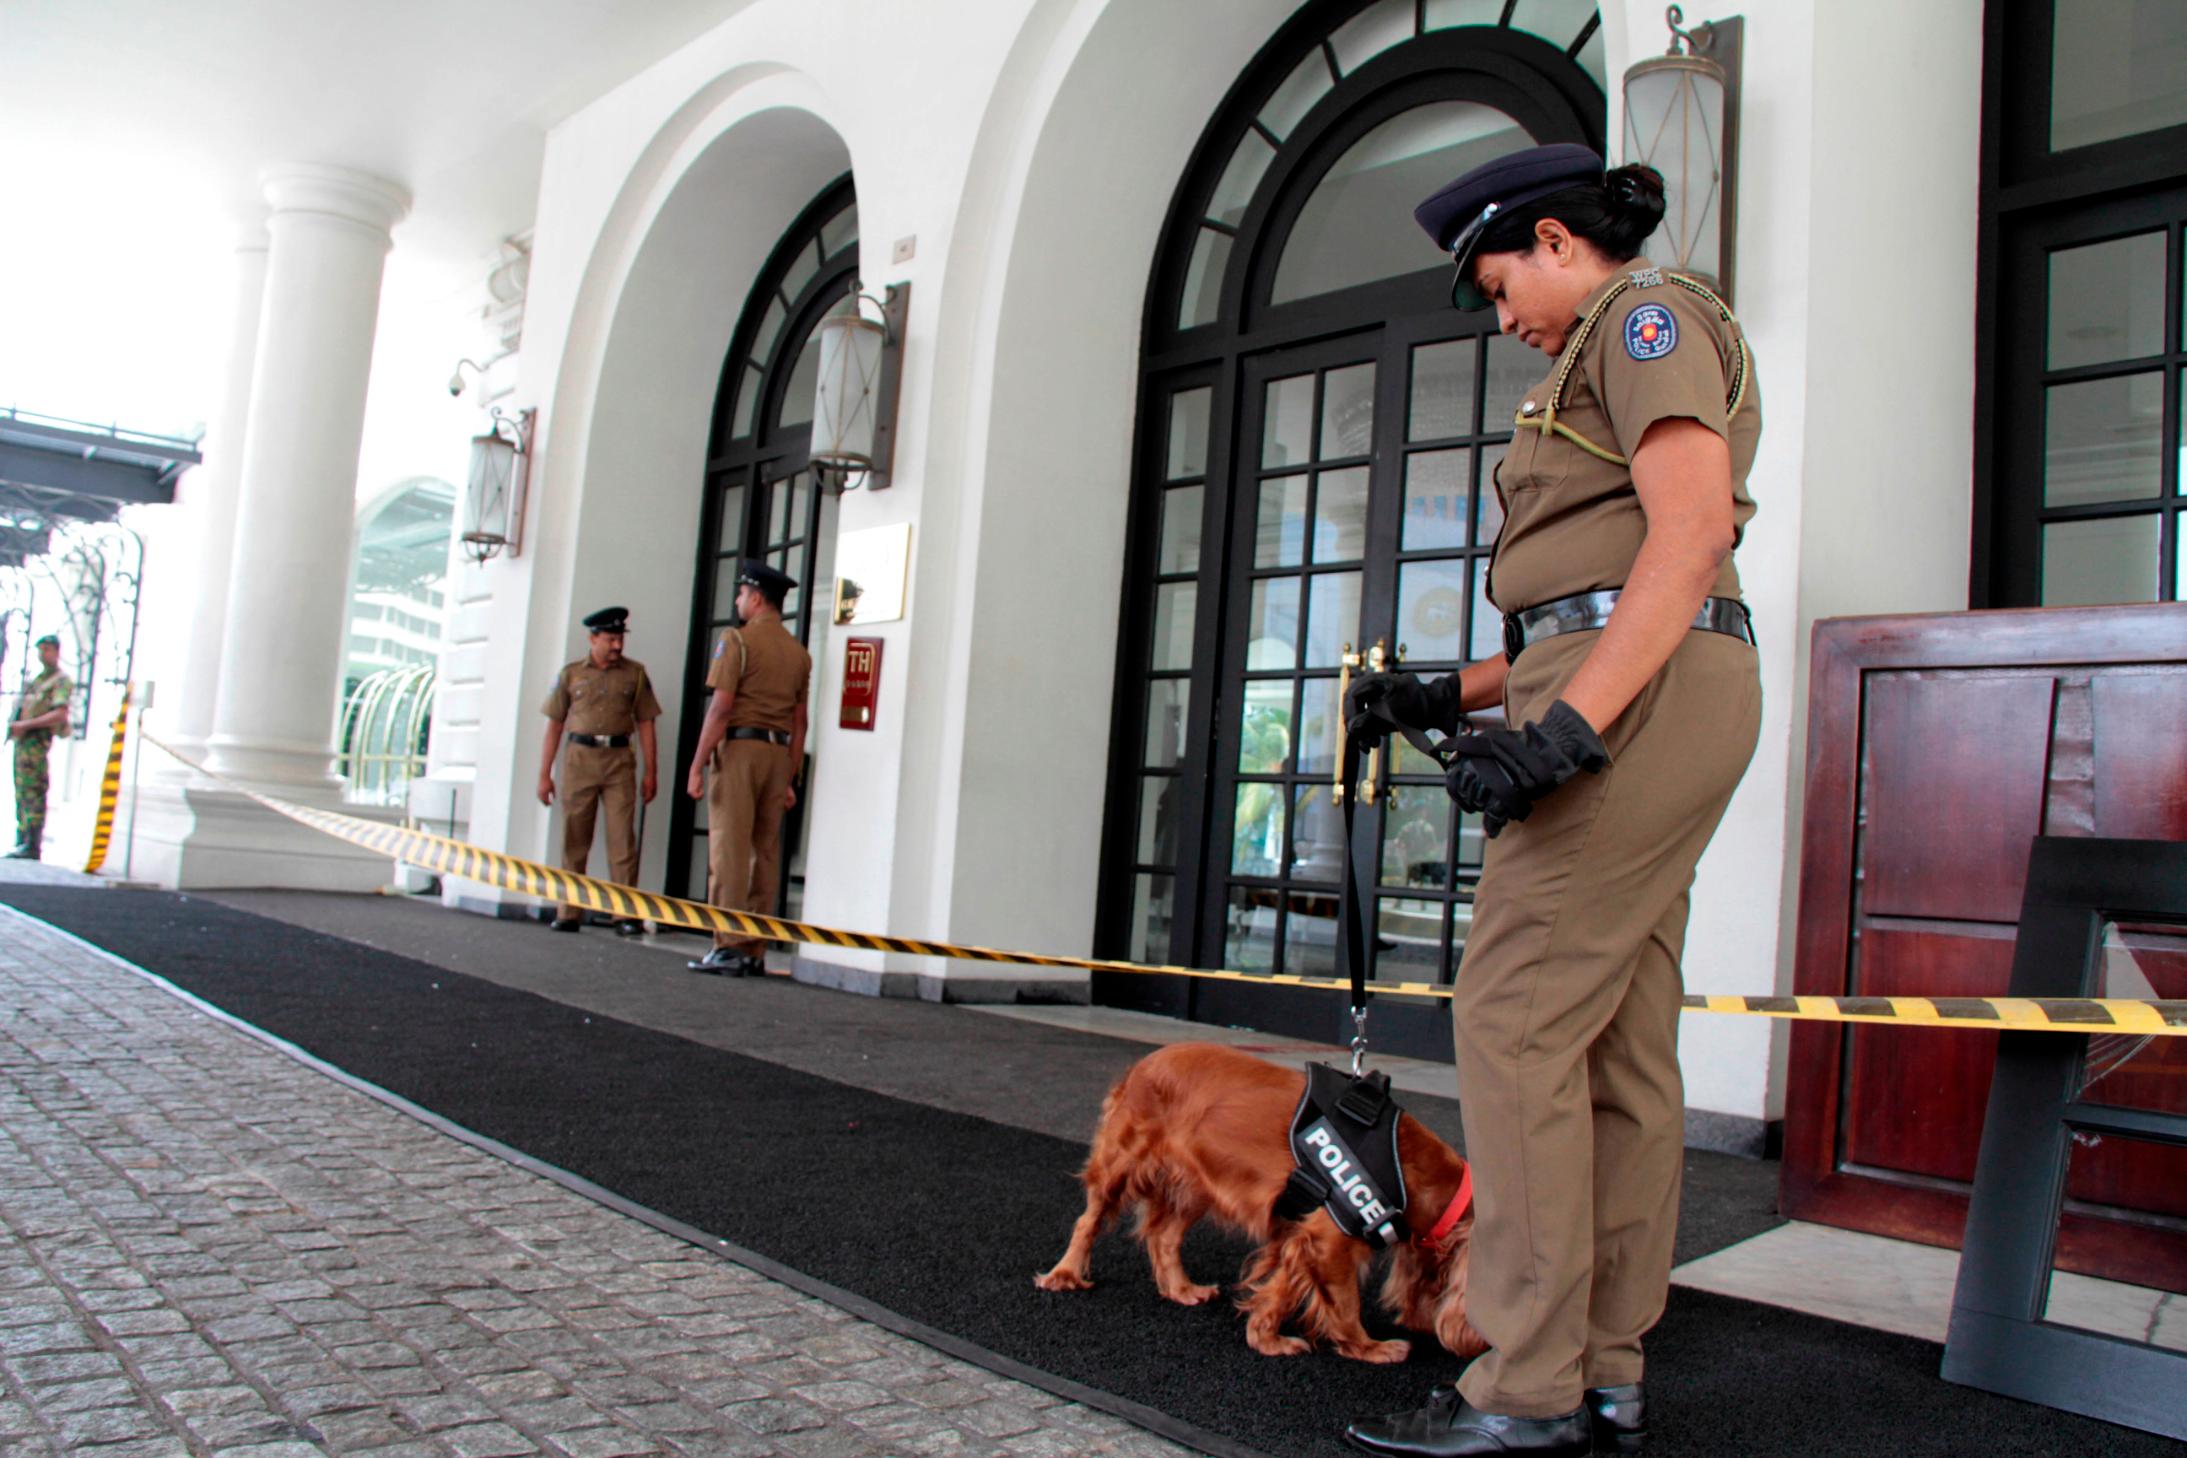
[128,0,2187,1155]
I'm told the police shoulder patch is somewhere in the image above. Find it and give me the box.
[1625,302,1677,360]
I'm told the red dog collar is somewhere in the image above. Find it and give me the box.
[1416,1163,1473,1251]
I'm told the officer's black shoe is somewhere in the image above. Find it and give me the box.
[615,919,647,937]
[739,953,769,978]
[1586,1383,1645,1456]
[549,917,581,933]
[1345,1388,1591,1457]
[5,840,33,861]
[687,947,746,975]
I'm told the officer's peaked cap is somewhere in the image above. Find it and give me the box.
[737,559,797,597]
[1415,143,1605,308]
[583,606,630,633]
[34,633,60,648]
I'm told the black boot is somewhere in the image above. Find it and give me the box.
[1345,1388,1591,1457]
[1587,1383,1645,1456]
[6,829,40,861]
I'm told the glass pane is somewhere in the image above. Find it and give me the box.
[1263,373,1317,468]
[780,235,822,301]
[1237,679,1294,774]
[1180,227,1232,329]
[1377,897,1445,980]
[1130,874,1174,965]
[2077,920,2187,1115]
[1424,0,1507,30]
[2042,1135,2187,1346]
[1313,467,1371,562]
[1225,885,1278,970]
[1289,784,1344,884]
[1455,807,1489,868]
[1144,679,1190,769]
[1255,474,1309,567]
[1410,339,1478,441]
[2050,0,2187,151]
[1167,386,1212,479]
[2049,232,2166,369]
[1158,485,1204,573]
[1470,558,1504,659]
[731,360,763,439]
[1574,20,1608,91]
[779,319,824,428]
[2045,373,2162,506]
[755,295,789,367]
[820,203,859,261]
[1259,48,1336,141]
[712,556,741,621]
[768,481,791,541]
[1304,571,1362,669]
[1274,101,1530,305]
[785,475,812,544]
[1397,558,1469,662]
[1321,363,1377,458]
[1152,581,1197,669]
[1402,448,1472,551]
[1331,0,1415,75]
[716,484,746,552]
[1483,332,1537,427]
[1297,676,1340,778]
[1137,775,1182,864]
[1381,785,1452,890]
[1508,0,1599,49]
[1283,892,1340,977]
[2042,515,2161,605]
[1231,785,1286,878]
[1209,130,1277,229]
[1478,444,1508,543]
[1247,578,1301,669]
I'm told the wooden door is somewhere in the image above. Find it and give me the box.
[1783,603,2187,1290]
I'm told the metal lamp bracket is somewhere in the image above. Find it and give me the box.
[817,280,909,495]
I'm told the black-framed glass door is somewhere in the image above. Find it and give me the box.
[669,178,856,914]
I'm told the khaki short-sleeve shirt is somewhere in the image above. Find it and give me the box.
[705,617,812,735]
[1487,260,1760,616]
[540,658,662,737]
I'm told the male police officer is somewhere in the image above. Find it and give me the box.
[8,634,73,861]
[684,560,811,976]
[539,606,663,932]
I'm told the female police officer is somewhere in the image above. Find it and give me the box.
[1342,145,1762,1457]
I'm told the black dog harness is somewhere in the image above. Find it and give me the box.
[1276,1062,1409,1247]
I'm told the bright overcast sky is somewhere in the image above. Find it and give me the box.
[0,145,235,442]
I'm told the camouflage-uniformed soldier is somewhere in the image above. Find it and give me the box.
[9,634,74,861]
[1345,147,1762,1458]
[538,606,663,933]
[684,560,811,977]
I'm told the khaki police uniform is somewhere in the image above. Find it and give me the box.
[1453,260,1763,1417]
[704,616,812,954]
[541,657,662,921]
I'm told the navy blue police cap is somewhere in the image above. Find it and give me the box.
[582,606,629,634]
[737,559,797,600]
[1414,143,1605,311]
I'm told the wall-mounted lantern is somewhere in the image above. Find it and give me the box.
[809,281,909,493]
[461,406,533,563]
[1623,5,1743,300]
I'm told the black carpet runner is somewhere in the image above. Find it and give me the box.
[3,887,2168,1458]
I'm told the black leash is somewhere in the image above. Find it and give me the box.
[1337,730,1374,1076]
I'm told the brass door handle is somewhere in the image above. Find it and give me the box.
[1334,637,1391,805]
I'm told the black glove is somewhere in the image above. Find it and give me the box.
[1443,700,1608,838]
[1343,671,1465,742]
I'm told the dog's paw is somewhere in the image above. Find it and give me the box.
[1247,1332,1312,1358]
[1033,1267,1092,1292]
[1159,1281,1221,1307]
[1342,1338,1412,1365]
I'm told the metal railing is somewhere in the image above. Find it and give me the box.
[338,663,435,808]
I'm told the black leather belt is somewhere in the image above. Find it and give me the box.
[1504,590,1754,661]
[726,727,791,747]
[567,732,631,749]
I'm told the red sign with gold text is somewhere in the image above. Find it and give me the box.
[840,637,883,730]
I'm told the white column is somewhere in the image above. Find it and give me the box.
[204,164,411,788]
[164,220,269,760]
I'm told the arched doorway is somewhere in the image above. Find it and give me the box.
[1097,1,1606,1056]
[666,174,857,913]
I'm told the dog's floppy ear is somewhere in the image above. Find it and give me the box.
[1432,1231,1490,1358]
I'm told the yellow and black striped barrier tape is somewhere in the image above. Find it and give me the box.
[139,730,2185,1038]
[81,686,129,875]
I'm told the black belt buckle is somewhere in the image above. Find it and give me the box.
[1502,613,1525,663]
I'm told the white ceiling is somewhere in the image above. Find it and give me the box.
[2,0,759,283]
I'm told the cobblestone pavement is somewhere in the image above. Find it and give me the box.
[0,906,1195,1458]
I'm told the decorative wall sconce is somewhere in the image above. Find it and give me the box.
[1623,5,1743,300]
[809,281,909,493]
[461,406,533,563]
